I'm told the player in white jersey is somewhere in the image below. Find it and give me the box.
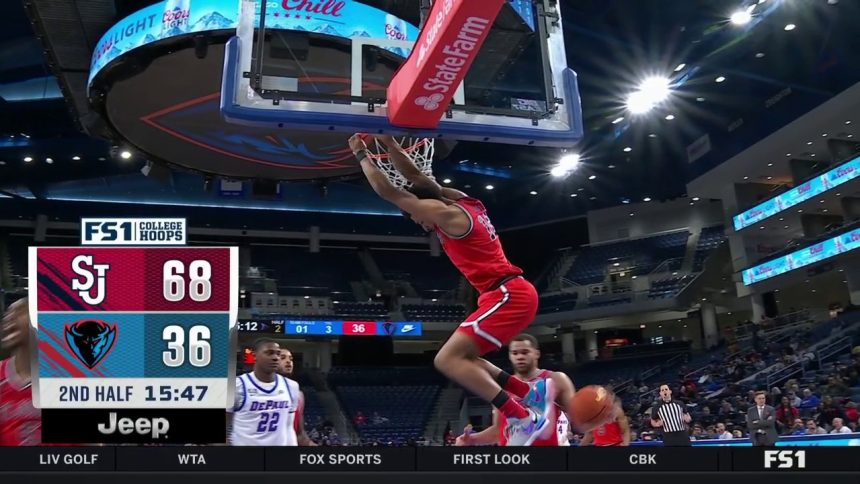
[228,339,300,446]
[277,348,316,446]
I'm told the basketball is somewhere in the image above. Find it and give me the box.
[568,385,615,432]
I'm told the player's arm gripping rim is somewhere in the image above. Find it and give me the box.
[350,135,459,227]
[373,135,466,200]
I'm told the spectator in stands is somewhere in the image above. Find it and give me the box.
[817,396,846,430]
[824,376,850,397]
[805,419,827,435]
[699,406,716,427]
[354,411,368,426]
[732,429,743,439]
[786,391,801,408]
[800,389,820,409]
[844,402,859,425]
[830,418,852,434]
[788,418,806,436]
[716,422,733,440]
[775,396,799,433]
[371,411,389,425]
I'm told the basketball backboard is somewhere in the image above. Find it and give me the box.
[220,0,583,148]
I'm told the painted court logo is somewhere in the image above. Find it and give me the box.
[64,320,117,369]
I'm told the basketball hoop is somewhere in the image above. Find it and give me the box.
[362,135,435,189]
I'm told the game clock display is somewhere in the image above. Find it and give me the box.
[28,242,238,444]
[237,319,423,337]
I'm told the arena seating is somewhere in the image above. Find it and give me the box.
[402,303,467,322]
[372,250,461,297]
[252,246,367,294]
[693,226,726,271]
[539,293,579,312]
[648,275,695,299]
[587,293,633,307]
[333,301,390,320]
[566,231,690,284]
[329,367,444,444]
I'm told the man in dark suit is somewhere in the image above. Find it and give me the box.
[747,391,778,446]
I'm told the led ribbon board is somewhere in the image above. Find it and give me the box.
[742,227,860,285]
[733,155,860,231]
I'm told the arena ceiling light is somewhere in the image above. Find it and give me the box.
[485,184,494,191]
[72,156,81,161]
[120,150,132,160]
[674,63,686,72]
[784,23,796,31]
[529,190,538,195]
[730,8,753,26]
[45,158,53,164]
[625,76,672,115]
[23,156,33,162]
[550,153,581,178]
[442,178,452,184]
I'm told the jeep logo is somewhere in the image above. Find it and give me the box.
[97,412,169,439]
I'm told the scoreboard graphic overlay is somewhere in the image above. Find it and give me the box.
[28,241,238,444]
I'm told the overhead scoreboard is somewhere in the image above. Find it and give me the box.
[237,319,423,337]
[28,218,238,444]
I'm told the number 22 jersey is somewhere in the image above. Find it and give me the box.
[229,372,300,446]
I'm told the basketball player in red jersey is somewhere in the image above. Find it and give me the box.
[0,297,42,445]
[579,398,631,446]
[277,348,316,446]
[454,334,577,447]
[350,134,552,445]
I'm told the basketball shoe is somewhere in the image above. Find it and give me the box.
[504,378,557,446]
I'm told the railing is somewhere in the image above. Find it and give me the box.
[765,360,806,391]
[816,336,853,369]
[650,257,685,275]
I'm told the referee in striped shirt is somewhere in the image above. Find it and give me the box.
[650,384,692,446]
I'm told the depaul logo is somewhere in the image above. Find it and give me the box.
[64,320,117,370]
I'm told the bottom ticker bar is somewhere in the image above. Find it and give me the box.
[41,409,226,444]
[1,446,859,472]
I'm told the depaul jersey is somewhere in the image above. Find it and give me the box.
[435,197,522,293]
[0,357,41,446]
[229,372,300,446]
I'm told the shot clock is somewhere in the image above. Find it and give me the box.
[28,218,238,444]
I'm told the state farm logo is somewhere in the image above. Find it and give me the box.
[281,0,345,17]
[416,93,444,111]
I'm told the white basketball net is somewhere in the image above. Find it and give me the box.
[365,137,435,189]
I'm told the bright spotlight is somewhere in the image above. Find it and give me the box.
[550,165,568,178]
[558,153,581,170]
[730,10,751,26]
[120,150,132,160]
[626,76,671,115]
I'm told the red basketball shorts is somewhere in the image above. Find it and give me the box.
[457,276,539,355]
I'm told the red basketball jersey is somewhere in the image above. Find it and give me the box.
[497,370,563,447]
[0,357,41,446]
[592,420,623,446]
[435,197,522,294]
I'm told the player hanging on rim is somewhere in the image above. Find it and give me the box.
[350,133,553,445]
[227,338,310,446]
[454,334,576,447]
[0,297,41,446]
